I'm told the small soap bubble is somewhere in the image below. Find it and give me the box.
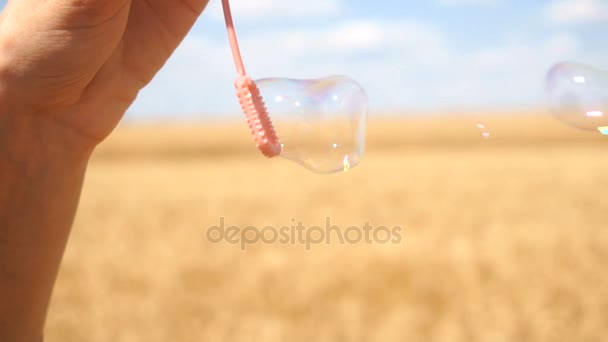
[256,76,368,174]
[476,122,491,139]
[546,62,608,134]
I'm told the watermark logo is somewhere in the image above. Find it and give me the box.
[206,217,402,250]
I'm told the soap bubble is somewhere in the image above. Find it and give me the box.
[546,62,608,134]
[257,76,368,174]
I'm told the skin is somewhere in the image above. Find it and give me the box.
[0,0,210,340]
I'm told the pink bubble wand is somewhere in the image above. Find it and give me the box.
[221,0,282,158]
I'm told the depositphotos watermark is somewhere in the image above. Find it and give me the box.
[206,217,402,250]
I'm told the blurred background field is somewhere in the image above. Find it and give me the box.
[47,112,608,342]
[0,0,603,340]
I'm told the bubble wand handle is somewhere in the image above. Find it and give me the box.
[221,0,246,76]
[221,0,282,157]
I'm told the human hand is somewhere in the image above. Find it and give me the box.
[0,0,209,154]
[0,2,210,341]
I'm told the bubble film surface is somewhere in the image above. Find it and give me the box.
[256,76,368,174]
[546,62,608,134]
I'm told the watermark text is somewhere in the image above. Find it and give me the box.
[206,217,402,250]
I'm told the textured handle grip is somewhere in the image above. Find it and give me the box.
[235,76,282,157]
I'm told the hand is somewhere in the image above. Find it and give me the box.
[0,2,210,341]
[0,0,210,152]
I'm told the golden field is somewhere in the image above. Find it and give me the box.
[47,112,608,342]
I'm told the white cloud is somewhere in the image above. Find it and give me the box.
[238,20,445,59]
[545,0,608,24]
[129,19,449,116]
[471,34,578,71]
[128,12,606,118]
[435,0,502,6]
[206,0,341,20]
[428,33,584,108]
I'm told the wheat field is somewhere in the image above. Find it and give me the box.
[46,112,608,342]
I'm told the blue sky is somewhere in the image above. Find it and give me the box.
[1,0,607,120]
